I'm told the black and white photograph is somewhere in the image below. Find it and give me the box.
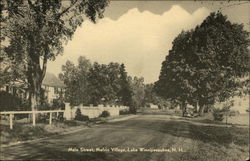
[0,0,249,160]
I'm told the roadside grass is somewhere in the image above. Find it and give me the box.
[0,114,134,145]
[179,141,248,161]
[163,119,249,161]
[0,120,89,145]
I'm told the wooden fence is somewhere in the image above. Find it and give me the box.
[0,110,64,130]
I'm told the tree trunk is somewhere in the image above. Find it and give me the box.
[30,82,41,111]
[194,102,198,113]
[26,34,48,111]
[27,51,43,111]
[198,105,205,116]
[181,101,187,117]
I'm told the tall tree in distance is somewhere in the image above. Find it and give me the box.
[59,56,92,106]
[130,76,145,108]
[1,0,109,111]
[118,63,133,106]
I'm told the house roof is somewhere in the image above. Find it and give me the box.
[42,73,65,88]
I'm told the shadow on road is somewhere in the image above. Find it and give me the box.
[106,117,248,147]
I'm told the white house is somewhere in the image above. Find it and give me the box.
[42,73,65,104]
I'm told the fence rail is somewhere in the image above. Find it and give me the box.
[0,110,64,115]
[0,110,65,130]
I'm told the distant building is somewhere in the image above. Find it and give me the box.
[42,73,65,104]
[149,103,158,109]
[0,73,65,104]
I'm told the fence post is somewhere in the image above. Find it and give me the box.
[32,111,36,126]
[10,114,13,130]
[49,112,52,125]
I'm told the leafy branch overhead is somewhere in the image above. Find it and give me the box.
[0,0,109,110]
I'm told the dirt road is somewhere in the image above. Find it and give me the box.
[0,114,248,161]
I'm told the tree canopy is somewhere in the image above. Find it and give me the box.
[59,58,133,107]
[155,12,250,116]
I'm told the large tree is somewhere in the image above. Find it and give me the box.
[155,12,249,116]
[1,0,109,110]
[87,62,120,105]
[59,56,92,106]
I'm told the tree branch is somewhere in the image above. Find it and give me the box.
[56,0,78,18]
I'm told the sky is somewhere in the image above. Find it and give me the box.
[47,1,250,84]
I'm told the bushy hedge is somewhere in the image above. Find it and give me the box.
[99,110,110,118]
[75,108,89,121]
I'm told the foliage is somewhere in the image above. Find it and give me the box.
[213,100,235,122]
[59,56,92,106]
[129,76,145,108]
[155,12,250,116]
[144,84,173,109]
[1,0,109,110]
[99,110,110,118]
[52,98,65,110]
[118,64,133,106]
[213,108,224,121]
[75,108,89,121]
[0,49,27,88]
[87,62,121,105]
[87,62,133,106]
[0,91,28,111]
[60,58,133,107]
[129,106,137,114]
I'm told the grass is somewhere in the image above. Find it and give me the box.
[0,120,89,145]
[0,114,133,145]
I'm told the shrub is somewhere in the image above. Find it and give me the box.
[75,108,89,121]
[37,113,49,123]
[56,112,65,121]
[99,110,110,118]
[213,108,224,121]
[119,110,130,115]
[80,115,89,121]
[129,106,137,114]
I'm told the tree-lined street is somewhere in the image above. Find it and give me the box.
[1,1,249,161]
